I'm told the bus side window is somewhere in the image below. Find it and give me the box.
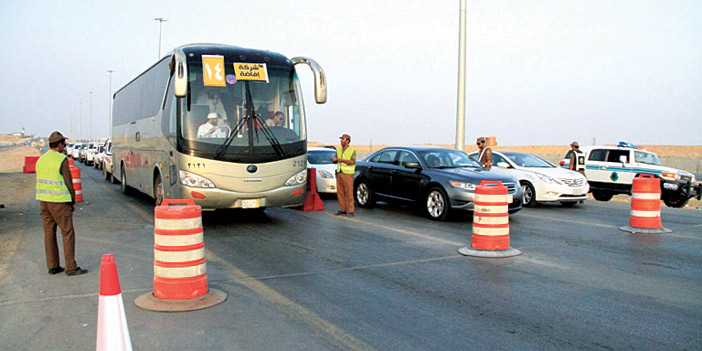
[162,78,177,144]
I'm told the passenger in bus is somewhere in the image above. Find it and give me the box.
[196,90,228,124]
[197,113,227,138]
[265,111,285,127]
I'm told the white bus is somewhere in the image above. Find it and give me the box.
[111,43,326,208]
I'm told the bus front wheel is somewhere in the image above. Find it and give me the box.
[154,174,164,206]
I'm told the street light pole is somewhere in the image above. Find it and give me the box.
[107,69,114,137]
[89,91,93,140]
[455,0,467,151]
[154,17,168,59]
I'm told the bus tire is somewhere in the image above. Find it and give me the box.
[154,174,164,206]
[120,167,131,195]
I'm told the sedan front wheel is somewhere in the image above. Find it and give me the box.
[425,187,449,221]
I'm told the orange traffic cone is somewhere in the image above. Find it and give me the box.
[96,254,132,351]
[619,174,671,234]
[300,168,324,211]
[458,181,521,258]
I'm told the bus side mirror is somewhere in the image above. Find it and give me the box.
[291,57,327,104]
[174,48,188,98]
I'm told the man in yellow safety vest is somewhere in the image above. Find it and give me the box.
[331,133,356,218]
[36,131,88,276]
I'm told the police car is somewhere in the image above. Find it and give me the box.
[573,142,700,208]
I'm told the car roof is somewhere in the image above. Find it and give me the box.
[308,147,337,152]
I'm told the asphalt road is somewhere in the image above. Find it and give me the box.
[1,163,701,351]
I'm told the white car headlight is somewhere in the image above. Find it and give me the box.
[286,170,307,186]
[535,173,561,185]
[449,180,477,190]
[317,169,334,179]
[179,170,215,188]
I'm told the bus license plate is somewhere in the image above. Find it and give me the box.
[241,199,260,209]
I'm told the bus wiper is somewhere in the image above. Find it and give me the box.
[214,113,248,160]
[252,114,286,160]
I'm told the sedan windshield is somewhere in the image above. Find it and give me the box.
[504,152,553,168]
[419,149,481,168]
[308,150,336,165]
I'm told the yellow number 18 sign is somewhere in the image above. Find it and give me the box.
[202,55,226,87]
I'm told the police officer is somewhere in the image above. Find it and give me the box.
[331,133,356,218]
[569,141,584,175]
[36,131,88,276]
[477,137,492,168]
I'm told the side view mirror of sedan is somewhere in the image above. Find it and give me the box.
[404,162,422,169]
[497,162,510,168]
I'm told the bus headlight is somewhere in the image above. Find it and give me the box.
[286,170,307,186]
[179,170,215,188]
[318,169,334,179]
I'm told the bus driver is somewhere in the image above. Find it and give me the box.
[197,113,227,138]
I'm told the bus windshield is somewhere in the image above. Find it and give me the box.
[179,60,306,163]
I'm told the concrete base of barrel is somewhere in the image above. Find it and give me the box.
[619,225,672,234]
[458,246,522,258]
[134,289,227,312]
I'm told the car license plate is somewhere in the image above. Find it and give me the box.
[241,199,260,209]
[572,188,582,195]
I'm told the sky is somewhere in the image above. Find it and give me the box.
[1,0,700,146]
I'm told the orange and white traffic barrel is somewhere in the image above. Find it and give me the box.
[70,165,83,202]
[459,181,521,258]
[620,174,671,233]
[135,199,226,312]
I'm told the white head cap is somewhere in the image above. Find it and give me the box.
[207,112,219,119]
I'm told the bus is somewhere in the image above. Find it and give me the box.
[111,43,326,209]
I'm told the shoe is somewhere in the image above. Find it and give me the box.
[346,213,354,218]
[65,267,88,276]
[48,267,64,275]
[334,211,347,216]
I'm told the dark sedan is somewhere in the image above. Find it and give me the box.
[353,146,523,220]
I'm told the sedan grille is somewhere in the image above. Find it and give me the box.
[559,178,585,187]
[503,182,517,194]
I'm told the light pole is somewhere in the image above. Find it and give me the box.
[154,17,168,59]
[107,69,114,137]
[455,0,467,151]
[89,91,93,140]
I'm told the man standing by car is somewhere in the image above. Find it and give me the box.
[568,141,584,175]
[36,131,88,276]
[477,137,492,168]
[331,133,356,217]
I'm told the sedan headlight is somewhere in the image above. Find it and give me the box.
[317,169,334,179]
[179,170,215,188]
[286,169,307,186]
[535,173,562,185]
[449,180,477,190]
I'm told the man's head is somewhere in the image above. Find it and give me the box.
[207,112,219,124]
[339,133,351,147]
[48,131,66,151]
[273,111,285,126]
[570,141,579,150]
[476,137,486,150]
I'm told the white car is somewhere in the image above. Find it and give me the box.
[66,143,75,156]
[94,144,105,169]
[102,139,116,183]
[469,150,589,207]
[307,147,338,194]
[71,143,84,160]
[85,142,97,165]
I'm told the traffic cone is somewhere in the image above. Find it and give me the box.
[299,168,324,211]
[96,254,132,351]
[458,181,521,258]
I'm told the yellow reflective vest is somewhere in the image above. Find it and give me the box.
[336,146,356,175]
[36,150,72,202]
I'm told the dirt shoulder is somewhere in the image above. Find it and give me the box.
[0,146,41,173]
[0,173,35,281]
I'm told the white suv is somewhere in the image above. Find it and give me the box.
[578,142,699,207]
